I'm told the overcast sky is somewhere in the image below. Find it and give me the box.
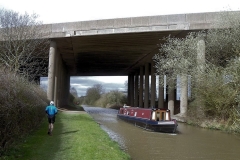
[1,0,239,96]
[41,76,127,97]
[0,0,239,24]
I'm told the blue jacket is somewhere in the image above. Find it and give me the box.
[45,105,58,116]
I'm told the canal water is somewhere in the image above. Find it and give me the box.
[83,106,240,160]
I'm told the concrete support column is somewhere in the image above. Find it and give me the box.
[59,63,63,107]
[57,55,63,107]
[64,72,70,106]
[139,66,144,108]
[61,64,67,106]
[127,74,134,106]
[197,39,206,114]
[168,76,176,116]
[151,62,156,108]
[127,75,131,105]
[180,75,188,116]
[130,74,134,106]
[60,64,70,107]
[197,39,206,73]
[158,76,164,108]
[134,72,139,107]
[144,63,149,108]
[54,51,59,107]
[47,41,57,101]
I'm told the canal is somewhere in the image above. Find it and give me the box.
[83,106,240,160]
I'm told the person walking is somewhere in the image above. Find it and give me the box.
[45,101,58,136]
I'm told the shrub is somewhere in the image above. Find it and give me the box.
[0,67,48,154]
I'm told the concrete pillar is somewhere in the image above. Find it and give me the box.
[134,72,139,107]
[168,76,175,116]
[196,39,206,114]
[57,54,63,107]
[144,63,149,108]
[61,64,67,106]
[60,65,70,107]
[47,41,56,101]
[158,80,164,109]
[65,72,70,105]
[139,66,144,108]
[151,62,156,108]
[54,51,59,107]
[127,75,131,105]
[180,75,188,116]
[58,62,63,107]
[130,74,135,106]
[128,75,134,106]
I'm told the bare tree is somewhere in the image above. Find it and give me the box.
[70,86,78,98]
[0,8,49,82]
[85,84,105,105]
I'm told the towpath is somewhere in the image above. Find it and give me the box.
[0,109,130,160]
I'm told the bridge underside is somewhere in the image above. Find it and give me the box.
[53,30,192,76]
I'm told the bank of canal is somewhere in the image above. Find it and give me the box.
[84,106,240,160]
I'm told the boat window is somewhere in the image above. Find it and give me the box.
[161,112,165,120]
[151,111,156,120]
[166,112,170,120]
[134,112,137,117]
[156,112,160,121]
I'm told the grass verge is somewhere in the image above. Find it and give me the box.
[1,112,130,160]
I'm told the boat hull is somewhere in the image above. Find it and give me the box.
[117,114,178,133]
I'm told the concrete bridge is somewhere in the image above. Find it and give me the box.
[46,11,223,115]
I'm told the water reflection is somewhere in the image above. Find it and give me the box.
[83,106,240,160]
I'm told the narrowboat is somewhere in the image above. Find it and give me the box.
[117,106,178,133]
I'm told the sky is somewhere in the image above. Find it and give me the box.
[0,0,239,24]
[1,0,239,96]
[40,76,127,97]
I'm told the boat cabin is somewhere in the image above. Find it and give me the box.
[151,109,171,121]
[118,107,171,121]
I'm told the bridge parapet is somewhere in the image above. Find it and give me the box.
[47,12,224,38]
